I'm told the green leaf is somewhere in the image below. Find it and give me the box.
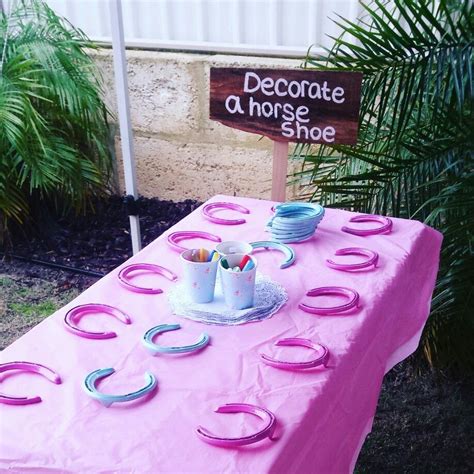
[0,0,113,231]
[293,0,474,372]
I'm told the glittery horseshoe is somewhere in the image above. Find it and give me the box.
[64,303,131,339]
[142,324,210,355]
[118,263,178,294]
[0,362,61,405]
[202,202,250,225]
[260,338,329,370]
[341,215,393,236]
[326,247,379,271]
[167,231,222,252]
[83,368,157,407]
[196,403,277,447]
[299,286,360,315]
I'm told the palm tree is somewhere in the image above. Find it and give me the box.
[0,0,112,241]
[294,0,473,371]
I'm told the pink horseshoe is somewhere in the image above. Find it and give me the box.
[326,247,379,271]
[299,286,360,315]
[0,362,61,405]
[167,231,222,252]
[64,303,131,339]
[260,338,329,370]
[118,263,178,294]
[202,202,250,225]
[197,403,277,447]
[341,214,392,236]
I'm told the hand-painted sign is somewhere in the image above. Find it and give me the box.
[210,68,362,144]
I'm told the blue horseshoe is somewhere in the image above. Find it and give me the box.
[250,241,296,269]
[83,368,157,407]
[143,324,210,356]
[273,202,325,218]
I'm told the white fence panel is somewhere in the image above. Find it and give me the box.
[42,0,360,57]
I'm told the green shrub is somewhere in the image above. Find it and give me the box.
[294,0,473,372]
[0,0,113,241]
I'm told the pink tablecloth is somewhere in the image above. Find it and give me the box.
[0,195,442,473]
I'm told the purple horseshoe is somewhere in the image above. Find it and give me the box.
[299,286,360,315]
[341,214,393,236]
[118,263,178,294]
[0,362,61,405]
[64,303,131,339]
[202,202,250,225]
[260,338,329,370]
[167,231,222,252]
[326,247,379,271]
[197,403,277,447]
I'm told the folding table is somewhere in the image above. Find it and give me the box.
[0,195,443,473]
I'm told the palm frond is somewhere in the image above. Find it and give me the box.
[0,0,113,237]
[293,0,474,372]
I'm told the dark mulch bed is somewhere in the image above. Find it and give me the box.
[1,195,473,473]
[3,196,201,275]
[357,364,473,473]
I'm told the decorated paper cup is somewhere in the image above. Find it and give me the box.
[219,253,257,310]
[216,241,253,257]
[181,249,220,303]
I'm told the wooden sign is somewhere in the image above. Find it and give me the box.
[210,67,362,145]
[209,67,363,201]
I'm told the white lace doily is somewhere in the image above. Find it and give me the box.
[168,273,288,325]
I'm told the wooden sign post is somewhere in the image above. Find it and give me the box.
[209,68,362,201]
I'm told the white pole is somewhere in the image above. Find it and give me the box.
[109,0,141,254]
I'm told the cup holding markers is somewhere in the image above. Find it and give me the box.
[216,240,253,257]
[181,249,220,303]
[220,254,257,310]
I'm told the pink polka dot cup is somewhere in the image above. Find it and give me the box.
[181,249,219,303]
[219,254,257,310]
